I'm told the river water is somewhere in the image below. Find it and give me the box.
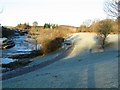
[0,35,37,64]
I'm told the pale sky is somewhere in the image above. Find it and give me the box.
[0,0,107,27]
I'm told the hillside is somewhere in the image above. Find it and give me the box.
[2,33,119,88]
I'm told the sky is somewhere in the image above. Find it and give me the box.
[0,0,107,27]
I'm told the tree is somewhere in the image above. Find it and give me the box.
[78,25,89,32]
[44,23,50,29]
[82,19,92,27]
[33,21,38,27]
[97,19,113,49]
[16,23,31,30]
[89,20,100,32]
[104,0,120,18]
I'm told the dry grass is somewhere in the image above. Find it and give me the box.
[29,27,73,54]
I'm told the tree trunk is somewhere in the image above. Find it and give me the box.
[102,36,106,49]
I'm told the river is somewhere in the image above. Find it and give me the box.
[0,34,38,64]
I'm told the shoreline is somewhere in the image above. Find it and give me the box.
[1,45,73,80]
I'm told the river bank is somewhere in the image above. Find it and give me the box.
[1,45,72,80]
[0,35,41,72]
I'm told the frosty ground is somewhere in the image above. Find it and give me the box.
[2,33,119,88]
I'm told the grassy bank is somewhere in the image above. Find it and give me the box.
[29,26,75,54]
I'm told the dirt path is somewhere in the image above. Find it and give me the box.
[1,46,73,80]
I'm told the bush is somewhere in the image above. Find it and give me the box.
[41,37,64,54]
[29,26,73,55]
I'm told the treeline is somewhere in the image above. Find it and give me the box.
[77,19,118,34]
[16,23,31,31]
[44,23,58,29]
[15,22,59,31]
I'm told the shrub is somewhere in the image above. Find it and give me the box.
[41,37,64,54]
[29,26,73,55]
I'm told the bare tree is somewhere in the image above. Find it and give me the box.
[33,21,38,27]
[97,19,113,49]
[104,0,120,18]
